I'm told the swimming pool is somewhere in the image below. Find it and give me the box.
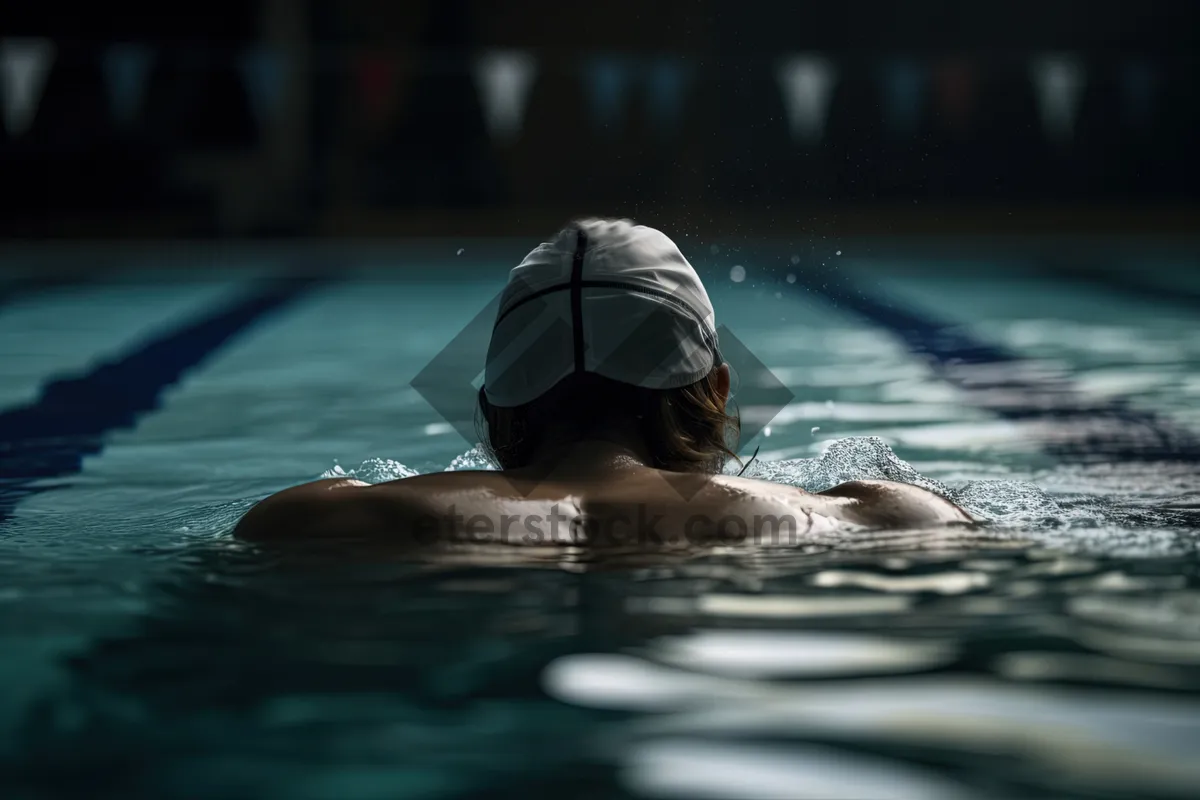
[2,239,1199,799]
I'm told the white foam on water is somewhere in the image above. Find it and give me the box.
[320,457,419,483]
[728,436,1194,534]
[443,445,499,472]
[732,436,951,496]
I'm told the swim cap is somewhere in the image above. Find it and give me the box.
[483,218,718,407]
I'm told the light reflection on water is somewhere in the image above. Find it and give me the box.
[3,530,1198,800]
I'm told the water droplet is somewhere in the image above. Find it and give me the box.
[836,250,842,256]
[729,265,746,283]
[456,248,464,255]
[786,274,796,283]
[790,254,800,265]
[774,291,782,299]
[763,426,772,437]
[811,426,821,435]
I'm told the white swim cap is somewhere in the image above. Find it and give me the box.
[483,218,719,407]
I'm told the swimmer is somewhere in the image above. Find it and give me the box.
[235,218,972,546]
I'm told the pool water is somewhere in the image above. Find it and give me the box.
[1,242,1199,799]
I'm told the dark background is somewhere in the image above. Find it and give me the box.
[3,0,1199,238]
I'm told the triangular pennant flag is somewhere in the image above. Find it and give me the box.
[102,44,153,127]
[1,38,56,137]
[934,59,975,130]
[1120,61,1158,131]
[239,46,284,127]
[1031,54,1086,143]
[776,56,836,143]
[881,59,925,137]
[473,50,536,143]
[586,55,630,132]
[645,58,690,135]
[355,53,397,125]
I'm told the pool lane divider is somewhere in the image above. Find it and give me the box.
[0,276,328,525]
[785,263,1200,463]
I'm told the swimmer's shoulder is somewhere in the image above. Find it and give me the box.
[233,475,448,542]
[703,473,973,528]
[232,469,558,542]
[816,479,973,527]
[233,469,972,543]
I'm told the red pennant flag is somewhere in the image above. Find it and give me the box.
[355,53,397,127]
[934,59,975,131]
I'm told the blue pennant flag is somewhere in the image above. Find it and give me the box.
[585,55,630,132]
[103,44,153,127]
[239,46,284,127]
[645,58,690,135]
[1120,61,1158,131]
[881,59,924,137]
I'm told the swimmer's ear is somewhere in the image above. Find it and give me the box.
[715,363,731,409]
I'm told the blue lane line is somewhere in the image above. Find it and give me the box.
[1034,259,1200,314]
[788,267,1200,463]
[0,277,326,524]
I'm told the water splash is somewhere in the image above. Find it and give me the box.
[946,480,1063,527]
[445,445,499,472]
[734,436,950,496]
[730,436,1186,533]
[318,447,495,484]
[319,457,419,483]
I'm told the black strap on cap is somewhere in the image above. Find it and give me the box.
[494,278,706,330]
[570,226,587,372]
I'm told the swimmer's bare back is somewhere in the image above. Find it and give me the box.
[233,462,974,547]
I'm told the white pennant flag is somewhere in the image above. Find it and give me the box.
[473,50,536,143]
[777,56,837,143]
[1,38,56,137]
[1031,54,1086,143]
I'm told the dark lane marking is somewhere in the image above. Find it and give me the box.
[0,277,326,524]
[787,265,1200,463]
[1033,258,1200,314]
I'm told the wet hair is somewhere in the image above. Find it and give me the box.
[476,369,740,472]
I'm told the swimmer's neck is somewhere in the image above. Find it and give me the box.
[522,431,654,476]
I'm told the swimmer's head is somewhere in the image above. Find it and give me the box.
[477,218,738,471]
